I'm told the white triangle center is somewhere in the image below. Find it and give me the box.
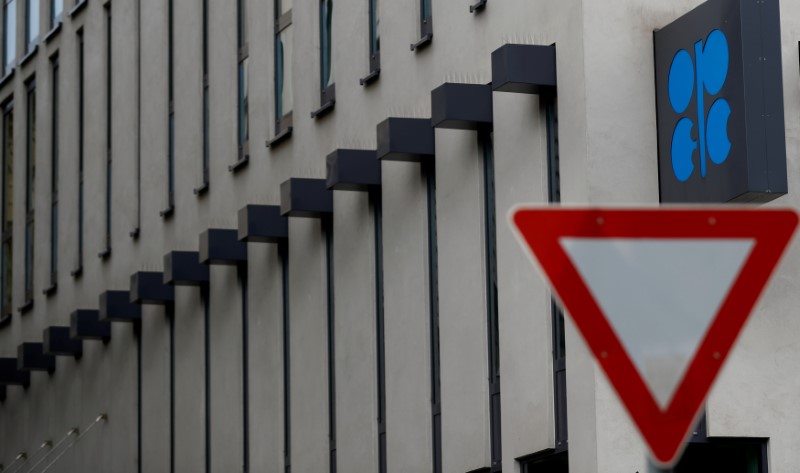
[560,238,754,409]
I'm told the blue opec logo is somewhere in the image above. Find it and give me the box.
[668,29,731,182]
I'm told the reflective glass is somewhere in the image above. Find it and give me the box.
[5,0,16,73]
[421,0,431,20]
[50,0,62,26]
[239,58,249,144]
[276,28,293,119]
[370,0,379,56]
[320,0,333,89]
[27,0,38,48]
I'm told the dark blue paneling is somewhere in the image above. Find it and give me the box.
[491,44,557,95]
[431,83,493,130]
[17,343,56,373]
[238,205,289,243]
[70,309,112,342]
[0,358,31,387]
[280,178,333,218]
[164,251,210,286]
[376,118,435,163]
[131,271,175,305]
[326,149,381,191]
[199,229,248,265]
[99,290,142,323]
[43,326,83,358]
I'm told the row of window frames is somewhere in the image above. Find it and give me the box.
[2,0,74,75]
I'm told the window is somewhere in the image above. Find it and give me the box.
[162,0,175,217]
[359,0,379,85]
[46,54,57,292]
[4,0,17,75]
[424,160,442,473]
[22,78,34,307]
[194,0,209,194]
[280,242,291,473]
[72,29,83,277]
[480,131,501,471]
[1,100,13,320]
[271,0,293,142]
[50,0,62,29]
[545,96,567,451]
[410,0,432,51]
[232,0,249,169]
[101,4,111,255]
[311,0,334,118]
[25,0,38,52]
[239,265,251,471]
[325,219,336,473]
[373,193,386,473]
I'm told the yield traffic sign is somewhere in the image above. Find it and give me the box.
[511,208,798,467]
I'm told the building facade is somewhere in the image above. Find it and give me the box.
[0,0,796,471]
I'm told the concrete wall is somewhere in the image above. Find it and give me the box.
[0,0,799,472]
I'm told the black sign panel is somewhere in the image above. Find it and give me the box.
[654,0,787,203]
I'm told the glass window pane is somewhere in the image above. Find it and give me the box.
[421,0,431,20]
[320,0,333,89]
[238,58,249,144]
[238,0,247,49]
[26,87,34,211]
[276,27,293,119]
[5,0,17,73]
[4,110,13,230]
[27,0,38,47]
[50,0,62,26]
[370,0,379,56]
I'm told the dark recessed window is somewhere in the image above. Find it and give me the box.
[74,29,83,276]
[273,0,292,139]
[411,0,432,51]
[102,4,111,255]
[48,54,57,291]
[545,96,567,451]
[50,0,62,29]
[312,0,334,117]
[163,0,175,216]
[26,0,38,52]
[361,0,379,84]
[23,78,34,306]
[4,0,17,75]
[235,0,249,166]
[481,130,502,472]
[196,0,209,192]
[424,159,442,473]
[1,100,13,319]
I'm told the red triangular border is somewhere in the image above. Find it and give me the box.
[512,208,798,466]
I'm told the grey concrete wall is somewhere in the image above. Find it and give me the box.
[3,0,800,472]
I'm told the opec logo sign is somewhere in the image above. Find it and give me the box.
[654,0,787,203]
[668,30,730,183]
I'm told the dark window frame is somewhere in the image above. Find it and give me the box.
[194,0,209,195]
[71,28,83,278]
[324,217,336,473]
[161,0,175,217]
[21,76,34,309]
[372,192,386,473]
[49,0,62,30]
[25,0,39,53]
[410,0,432,51]
[4,0,17,75]
[311,0,334,118]
[271,1,292,143]
[100,3,111,256]
[231,0,249,170]
[0,98,13,322]
[480,130,501,471]
[360,0,380,85]
[424,159,442,473]
[45,53,56,294]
